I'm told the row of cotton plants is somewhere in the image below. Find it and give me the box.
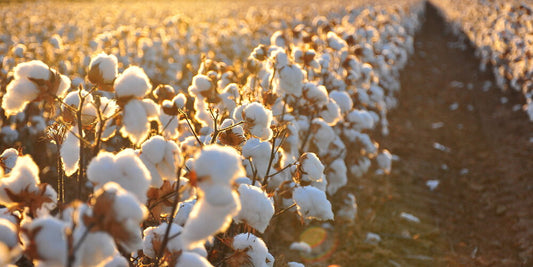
[430,0,533,120]
[0,1,424,266]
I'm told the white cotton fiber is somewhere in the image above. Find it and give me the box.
[234,184,275,233]
[87,149,151,203]
[120,99,150,145]
[60,126,80,177]
[114,66,152,98]
[293,186,334,221]
[88,53,118,84]
[242,102,273,141]
[175,252,213,267]
[0,155,40,205]
[233,233,274,267]
[1,78,39,116]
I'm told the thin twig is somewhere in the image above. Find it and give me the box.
[67,223,95,267]
[179,109,203,148]
[76,87,86,200]
[274,203,297,216]
[155,168,182,266]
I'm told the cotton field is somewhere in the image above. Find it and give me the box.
[1,0,532,266]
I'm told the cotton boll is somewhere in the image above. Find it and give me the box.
[242,138,272,179]
[140,136,182,187]
[327,32,347,51]
[91,182,148,252]
[22,217,68,266]
[192,144,245,196]
[0,148,18,173]
[188,74,213,99]
[181,192,240,250]
[13,60,50,80]
[329,90,353,114]
[350,157,371,178]
[376,149,392,175]
[276,64,305,97]
[298,153,326,188]
[288,262,305,267]
[319,99,342,126]
[142,99,160,120]
[0,155,40,204]
[289,242,311,253]
[242,102,273,141]
[120,99,150,145]
[302,83,328,108]
[175,199,197,226]
[310,118,336,156]
[347,109,375,132]
[142,223,183,258]
[336,193,357,222]
[234,184,274,233]
[175,252,213,267]
[232,233,274,267]
[293,186,334,221]
[114,66,151,98]
[87,149,151,203]
[88,53,118,87]
[1,78,39,116]
[0,218,18,249]
[325,158,347,195]
[60,126,80,177]
[73,230,118,267]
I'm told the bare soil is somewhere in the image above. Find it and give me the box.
[269,3,533,266]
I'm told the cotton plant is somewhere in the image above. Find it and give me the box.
[1,60,70,116]
[292,185,334,221]
[295,152,327,192]
[242,138,273,181]
[87,52,118,91]
[241,102,273,141]
[0,148,19,174]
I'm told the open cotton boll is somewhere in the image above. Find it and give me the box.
[0,155,40,204]
[22,217,68,266]
[242,102,273,141]
[293,186,334,221]
[337,193,358,222]
[310,118,336,156]
[90,182,148,252]
[288,262,305,267]
[376,149,392,175]
[326,159,347,195]
[142,222,183,258]
[319,99,342,126]
[289,242,311,253]
[350,157,371,178]
[13,60,50,80]
[0,218,18,249]
[114,66,152,98]
[140,136,182,187]
[87,149,151,203]
[188,74,213,98]
[234,184,275,233]
[60,126,80,177]
[329,90,353,114]
[73,230,118,267]
[181,192,240,250]
[347,109,375,132]
[232,233,274,267]
[302,83,329,108]
[242,138,272,179]
[175,199,197,226]
[192,144,245,191]
[88,53,118,86]
[1,78,39,116]
[175,252,213,267]
[0,148,18,173]
[327,31,347,51]
[120,99,150,146]
[298,153,327,191]
[276,64,305,97]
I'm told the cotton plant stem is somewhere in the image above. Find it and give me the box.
[55,143,64,204]
[76,88,86,201]
[155,167,182,266]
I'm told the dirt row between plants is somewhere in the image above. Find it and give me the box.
[269,3,533,266]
